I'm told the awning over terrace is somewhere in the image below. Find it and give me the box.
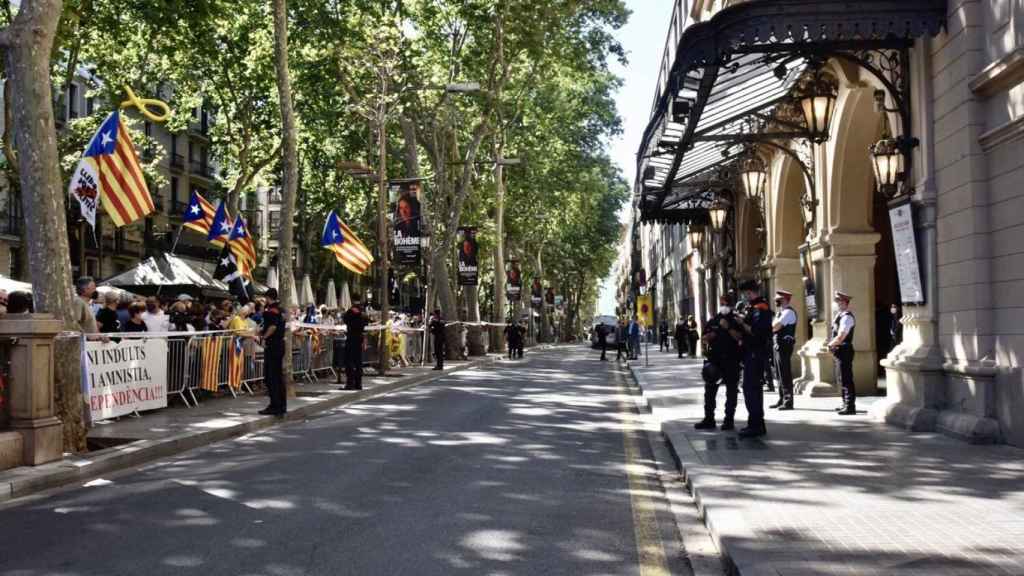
[637,0,947,223]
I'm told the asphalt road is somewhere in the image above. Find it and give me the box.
[1,346,689,576]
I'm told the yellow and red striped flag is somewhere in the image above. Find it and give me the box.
[200,336,225,392]
[227,336,244,391]
[182,190,217,237]
[228,215,258,276]
[67,111,154,228]
[321,211,373,275]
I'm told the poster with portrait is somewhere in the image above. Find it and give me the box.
[390,180,422,266]
[506,260,522,301]
[799,245,819,320]
[530,278,543,308]
[544,287,555,307]
[457,227,479,286]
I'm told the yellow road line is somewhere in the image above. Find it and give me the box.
[618,374,671,576]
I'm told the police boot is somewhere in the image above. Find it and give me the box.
[694,417,717,430]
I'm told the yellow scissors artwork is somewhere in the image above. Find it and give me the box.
[119,85,171,123]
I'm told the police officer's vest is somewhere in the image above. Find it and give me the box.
[831,310,856,351]
[775,306,797,345]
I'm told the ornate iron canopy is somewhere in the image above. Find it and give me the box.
[638,0,947,224]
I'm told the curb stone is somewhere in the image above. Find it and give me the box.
[627,361,741,576]
[619,363,726,576]
[0,354,501,504]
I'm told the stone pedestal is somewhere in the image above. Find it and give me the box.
[0,314,64,466]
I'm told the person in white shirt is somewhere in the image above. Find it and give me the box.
[140,297,170,333]
[770,290,798,410]
[828,291,857,415]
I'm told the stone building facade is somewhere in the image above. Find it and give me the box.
[622,0,1024,446]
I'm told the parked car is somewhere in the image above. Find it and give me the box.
[590,315,618,349]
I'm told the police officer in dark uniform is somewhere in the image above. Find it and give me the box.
[828,291,857,415]
[594,322,609,361]
[695,294,743,430]
[342,295,368,390]
[258,288,286,416]
[505,319,523,360]
[770,290,798,410]
[429,309,446,370]
[738,280,772,437]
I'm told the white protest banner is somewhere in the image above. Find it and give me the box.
[86,338,167,420]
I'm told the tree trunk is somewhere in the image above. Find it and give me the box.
[271,0,297,396]
[490,145,506,353]
[430,246,463,360]
[465,284,484,356]
[4,0,86,453]
[375,106,390,373]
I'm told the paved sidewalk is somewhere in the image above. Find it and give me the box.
[0,355,506,502]
[629,350,1024,576]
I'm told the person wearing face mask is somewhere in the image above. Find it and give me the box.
[829,291,857,415]
[770,290,798,410]
[737,280,772,438]
[889,304,903,349]
[695,294,743,431]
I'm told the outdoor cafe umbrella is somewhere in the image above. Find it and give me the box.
[339,281,351,311]
[288,273,299,307]
[266,266,279,291]
[325,278,338,309]
[301,274,315,306]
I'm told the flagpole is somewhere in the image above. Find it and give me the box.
[156,224,183,299]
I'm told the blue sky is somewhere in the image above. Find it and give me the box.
[595,1,675,316]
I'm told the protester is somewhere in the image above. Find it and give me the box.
[115,293,133,327]
[73,277,99,334]
[228,304,252,334]
[341,295,368,390]
[251,300,264,325]
[303,303,318,324]
[429,309,445,370]
[95,292,121,333]
[6,291,32,314]
[258,288,286,416]
[141,297,169,332]
[168,300,192,332]
[122,302,148,332]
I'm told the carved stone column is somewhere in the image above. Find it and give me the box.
[0,314,64,466]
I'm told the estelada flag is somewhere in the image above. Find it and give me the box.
[321,211,373,275]
[227,215,257,275]
[182,190,217,237]
[227,336,244,391]
[207,201,232,247]
[200,336,224,392]
[68,111,154,228]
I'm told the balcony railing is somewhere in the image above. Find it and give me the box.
[190,160,215,179]
[170,154,185,170]
[0,209,22,237]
